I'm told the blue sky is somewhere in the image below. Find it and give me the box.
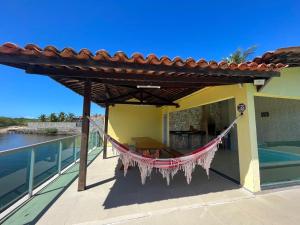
[0,0,299,118]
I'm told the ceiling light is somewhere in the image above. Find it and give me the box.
[137,85,161,89]
[254,79,265,86]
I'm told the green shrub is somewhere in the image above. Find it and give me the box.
[0,117,37,128]
[44,128,58,135]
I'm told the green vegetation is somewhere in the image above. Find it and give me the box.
[0,112,78,128]
[38,112,77,122]
[0,117,37,128]
[38,114,47,122]
[58,112,66,122]
[44,128,58,135]
[224,46,257,64]
[49,113,58,122]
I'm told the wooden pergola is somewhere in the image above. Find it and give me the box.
[0,43,285,191]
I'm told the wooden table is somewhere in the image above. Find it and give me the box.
[131,137,183,158]
[119,137,165,169]
[132,137,166,150]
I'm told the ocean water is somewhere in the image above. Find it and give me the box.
[0,133,76,212]
[0,133,68,151]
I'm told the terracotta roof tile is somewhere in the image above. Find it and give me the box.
[253,46,300,66]
[0,42,285,72]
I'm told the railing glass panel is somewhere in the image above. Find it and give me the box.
[75,136,81,160]
[0,132,101,213]
[0,148,31,212]
[61,138,76,170]
[33,140,60,188]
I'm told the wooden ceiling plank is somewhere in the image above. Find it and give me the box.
[96,100,179,107]
[41,72,255,88]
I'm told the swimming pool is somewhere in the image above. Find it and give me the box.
[259,148,300,164]
[258,143,300,186]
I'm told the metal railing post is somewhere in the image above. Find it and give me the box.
[96,132,99,147]
[73,137,77,162]
[28,148,35,197]
[91,132,94,149]
[90,132,93,150]
[58,141,62,174]
[91,132,95,149]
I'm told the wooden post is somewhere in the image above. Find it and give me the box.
[78,81,91,191]
[103,105,109,159]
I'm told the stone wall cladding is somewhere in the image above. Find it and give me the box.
[169,99,236,151]
[28,122,78,129]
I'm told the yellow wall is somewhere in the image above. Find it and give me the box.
[256,67,300,99]
[107,67,300,192]
[161,84,261,192]
[108,104,162,145]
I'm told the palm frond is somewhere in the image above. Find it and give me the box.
[224,46,257,64]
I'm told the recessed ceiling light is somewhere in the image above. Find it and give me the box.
[137,85,161,89]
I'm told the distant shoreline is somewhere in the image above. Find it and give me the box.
[0,125,80,135]
[0,126,26,134]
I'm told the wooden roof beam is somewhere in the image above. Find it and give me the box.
[97,100,179,107]
[142,90,176,105]
[25,65,278,81]
[104,90,140,103]
[54,77,220,88]
[27,69,257,88]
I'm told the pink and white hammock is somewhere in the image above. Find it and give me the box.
[89,116,240,185]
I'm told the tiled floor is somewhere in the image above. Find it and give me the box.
[6,149,300,225]
[36,151,252,225]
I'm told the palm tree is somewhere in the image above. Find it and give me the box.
[66,113,75,122]
[224,46,257,64]
[58,112,66,122]
[49,113,58,122]
[39,114,47,122]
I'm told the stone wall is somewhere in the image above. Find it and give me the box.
[169,107,202,131]
[169,99,237,151]
[169,100,233,133]
[27,122,81,134]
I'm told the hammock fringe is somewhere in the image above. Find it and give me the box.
[89,116,240,185]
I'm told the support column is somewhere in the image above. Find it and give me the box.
[78,81,91,191]
[103,105,109,159]
[236,84,261,192]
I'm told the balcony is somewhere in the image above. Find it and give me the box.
[1,145,252,224]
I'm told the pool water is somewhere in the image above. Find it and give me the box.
[259,148,300,163]
[258,143,300,186]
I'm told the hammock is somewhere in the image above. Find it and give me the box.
[88,116,240,185]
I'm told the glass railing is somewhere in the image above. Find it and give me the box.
[259,142,300,186]
[0,131,101,213]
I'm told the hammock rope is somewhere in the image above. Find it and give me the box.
[88,115,241,185]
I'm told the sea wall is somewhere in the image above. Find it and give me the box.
[28,122,79,129]
[25,122,81,134]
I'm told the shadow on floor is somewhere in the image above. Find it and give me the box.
[86,177,116,189]
[103,159,240,209]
